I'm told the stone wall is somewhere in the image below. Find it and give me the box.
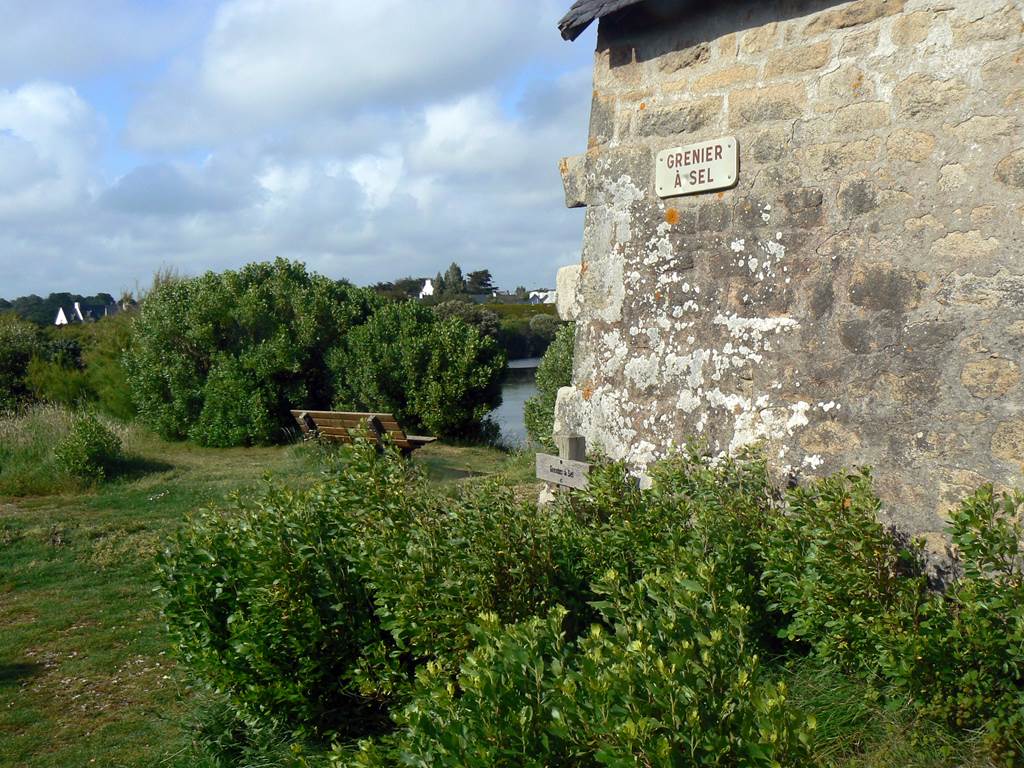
[555,0,1024,543]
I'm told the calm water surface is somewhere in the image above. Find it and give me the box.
[490,357,540,447]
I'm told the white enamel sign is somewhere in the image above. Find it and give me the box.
[655,136,738,198]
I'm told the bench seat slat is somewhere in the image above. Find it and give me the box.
[290,409,434,454]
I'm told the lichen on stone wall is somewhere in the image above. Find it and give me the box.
[556,0,1024,540]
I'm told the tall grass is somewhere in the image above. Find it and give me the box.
[0,404,141,496]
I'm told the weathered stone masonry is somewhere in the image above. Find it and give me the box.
[554,0,1024,546]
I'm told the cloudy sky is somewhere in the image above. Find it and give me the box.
[0,0,596,298]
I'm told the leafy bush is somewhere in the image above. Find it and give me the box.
[158,445,405,738]
[165,441,1024,765]
[79,312,137,420]
[358,477,588,681]
[760,469,926,672]
[563,566,812,767]
[16,315,138,419]
[0,315,40,411]
[53,412,123,482]
[368,610,576,768]
[332,301,505,438]
[523,322,573,448]
[352,568,812,768]
[895,486,1024,760]
[432,300,499,339]
[125,259,380,446]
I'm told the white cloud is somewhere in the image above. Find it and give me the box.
[127,0,576,149]
[0,1,206,85]
[1,2,598,299]
[347,151,404,211]
[0,82,99,217]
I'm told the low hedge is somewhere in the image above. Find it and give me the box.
[161,443,1024,765]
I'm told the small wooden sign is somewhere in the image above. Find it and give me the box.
[655,136,738,198]
[536,453,590,490]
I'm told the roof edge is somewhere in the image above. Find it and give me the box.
[558,0,647,42]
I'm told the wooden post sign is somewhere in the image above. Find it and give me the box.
[536,453,590,490]
[536,433,590,490]
[655,136,738,198]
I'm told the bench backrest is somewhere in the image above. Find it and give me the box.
[291,410,414,449]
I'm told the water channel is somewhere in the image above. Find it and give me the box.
[490,357,540,447]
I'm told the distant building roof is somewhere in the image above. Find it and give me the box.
[558,0,647,40]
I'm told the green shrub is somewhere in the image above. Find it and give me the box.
[158,445,404,738]
[80,312,137,420]
[17,315,138,419]
[164,441,1024,765]
[523,322,573,448]
[372,609,575,768]
[53,412,123,482]
[332,301,505,438]
[359,477,589,680]
[361,567,811,768]
[433,300,499,339]
[188,354,278,447]
[0,315,40,411]
[563,566,813,767]
[25,357,92,407]
[760,469,926,672]
[125,259,379,446]
[895,486,1024,760]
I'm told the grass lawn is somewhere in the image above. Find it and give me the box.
[0,431,531,768]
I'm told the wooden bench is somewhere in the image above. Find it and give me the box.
[290,410,437,455]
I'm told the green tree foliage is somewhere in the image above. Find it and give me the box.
[527,312,558,343]
[524,322,574,448]
[433,300,499,339]
[441,262,465,296]
[331,301,505,438]
[158,446,404,739]
[164,442,1024,765]
[21,314,137,419]
[1,291,117,325]
[393,276,427,297]
[124,259,380,446]
[53,411,123,482]
[0,315,40,410]
[465,269,495,294]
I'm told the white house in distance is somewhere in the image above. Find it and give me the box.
[54,302,87,326]
[418,279,435,300]
[528,289,557,305]
[54,299,126,326]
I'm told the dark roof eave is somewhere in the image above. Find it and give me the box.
[558,0,647,41]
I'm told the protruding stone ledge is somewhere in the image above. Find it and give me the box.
[558,154,587,208]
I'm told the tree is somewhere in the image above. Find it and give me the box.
[514,286,528,300]
[441,263,465,296]
[529,313,559,344]
[393,276,426,297]
[434,300,500,339]
[524,322,574,449]
[332,301,505,438]
[466,269,495,295]
[0,315,40,410]
[124,259,380,446]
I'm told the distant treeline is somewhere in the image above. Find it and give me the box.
[0,292,121,325]
[4,261,559,359]
[0,260,515,446]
